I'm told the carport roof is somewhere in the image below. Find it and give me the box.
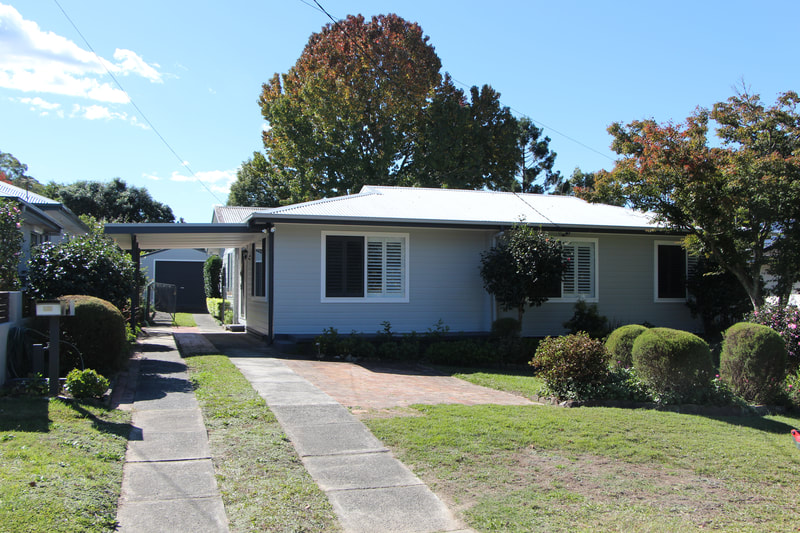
[105,223,263,250]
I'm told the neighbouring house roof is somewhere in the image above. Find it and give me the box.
[0,181,61,205]
[0,181,88,235]
[247,185,664,233]
[212,205,275,224]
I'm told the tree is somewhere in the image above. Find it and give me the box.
[407,76,520,190]
[597,88,800,309]
[27,221,137,311]
[227,152,285,207]
[516,118,562,194]
[0,150,43,193]
[570,168,627,206]
[0,199,23,290]
[260,14,442,201]
[479,225,567,323]
[48,178,175,223]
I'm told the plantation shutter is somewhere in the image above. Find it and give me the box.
[561,243,595,298]
[366,237,405,298]
[325,235,364,298]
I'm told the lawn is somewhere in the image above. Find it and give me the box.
[171,312,197,327]
[184,354,340,532]
[0,396,131,532]
[363,369,800,532]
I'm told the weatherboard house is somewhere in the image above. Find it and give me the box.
[106,185,700,341]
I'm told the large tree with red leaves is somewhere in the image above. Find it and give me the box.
[596,88,800,308]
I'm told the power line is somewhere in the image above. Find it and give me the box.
[51,0,225,205]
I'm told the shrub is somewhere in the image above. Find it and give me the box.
[65,368,110,399]
[631,328,713,403]
[563,300,610,339]
[203,255,223,299]
[424,340,495,367]
[719,322,788,404]
[206,297,233,323]
[57,295,128,375]
[491,318,521,339]
[747,303,800,364]
[27,225,136,311]
[605,324,648,368]
[686,256,753,339]
[530,332,609,400]
[0,198,23,291]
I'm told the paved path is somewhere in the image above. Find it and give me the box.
[115,326,229,533]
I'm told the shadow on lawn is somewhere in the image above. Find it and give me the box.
[0,397,49,432]
[60,398,133,439]
[704,413,800,435]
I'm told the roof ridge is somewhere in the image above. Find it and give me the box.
[269,190,381,214]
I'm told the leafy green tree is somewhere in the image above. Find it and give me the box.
[0,150,43,193]
[227,152,285,207]
[598,88,800,309]
[260,14,442,201]
[408,76,520,190]
[480,225,567,323]
[0,199,23,290]
[27,222,137,311]
[516,117,562,194]
[48,178,174,223]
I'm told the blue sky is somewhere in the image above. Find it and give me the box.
[1,1,798,222]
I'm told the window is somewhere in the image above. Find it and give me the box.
[252,239,266,297]
[323,233,408,301]
[655,242,691,301]
[559,241,597,300]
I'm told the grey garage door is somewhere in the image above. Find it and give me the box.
[154,261,206,312]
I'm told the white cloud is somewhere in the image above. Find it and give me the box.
[69,103,148,129]
[165,169,237,194]
[0,3,162,104]
[17,96,60,111]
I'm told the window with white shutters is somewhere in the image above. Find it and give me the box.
[559,241,596,300]
[323,233,408,301]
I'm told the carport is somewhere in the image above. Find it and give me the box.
[104,222,271,335]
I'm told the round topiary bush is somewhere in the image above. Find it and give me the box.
[631,327,713,403]
[65,368,110,399]
[530,332,609,400]
[606,324,648,368]
[720,322,788,405]
[58,295,129,375]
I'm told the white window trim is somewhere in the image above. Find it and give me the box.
[320,231,410,303]
[653,240,689,303]
[548,238,599,303]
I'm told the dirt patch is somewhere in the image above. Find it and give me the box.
[350,406,425,420]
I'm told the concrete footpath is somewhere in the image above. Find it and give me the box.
[115,325,229,533]
[117,314,472,533]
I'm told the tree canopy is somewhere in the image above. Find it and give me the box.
[0,150,44,194]
[595,88,800,308]
[46,178,175,223]
[241,13,557,204]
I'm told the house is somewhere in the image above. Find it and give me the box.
[106,186,701,341]
[0,182,88,284]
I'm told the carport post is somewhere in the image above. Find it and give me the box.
[130,235,140,330]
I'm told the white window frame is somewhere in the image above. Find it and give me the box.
[653,240,694,303]
[548,238,599,303]
[320,231,410,303]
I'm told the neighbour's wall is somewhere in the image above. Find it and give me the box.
[270,223,495,337]
[512,232,701,336]
[0,292,24,386]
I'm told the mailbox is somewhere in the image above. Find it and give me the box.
[35,300,75,317]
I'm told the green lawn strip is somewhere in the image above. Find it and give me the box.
[172,312,197,327]
[364,403,800,531]
[184,355,340,532]
[448,368,546,399]
[0,397,131,533]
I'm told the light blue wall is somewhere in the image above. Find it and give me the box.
[271,223,495,336]
[513,233,701,336]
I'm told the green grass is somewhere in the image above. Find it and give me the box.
[448,368,546,399]
[0,396,131,532]
[363,370,800,532]
[184,355,340,532]
[172,312,197,327]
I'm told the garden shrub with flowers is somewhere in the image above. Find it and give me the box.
[719,322,788,405]
[747,302,800,364]
[0,198,23,291]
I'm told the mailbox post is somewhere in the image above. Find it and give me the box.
[35,300,74,396]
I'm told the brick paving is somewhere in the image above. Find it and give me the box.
[283,359,536,409]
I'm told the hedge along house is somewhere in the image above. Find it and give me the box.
[106,185,701,341]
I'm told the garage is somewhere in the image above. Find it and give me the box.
[154,260,207,312]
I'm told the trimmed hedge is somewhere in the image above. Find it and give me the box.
[632,327,713,402]
[58,295,128,375]
[531,332,609,400]
[606,324,648,368]
[720,322,788,405]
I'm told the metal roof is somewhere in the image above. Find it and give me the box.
[105,223,262,250]
[0,181,61,205]
[212,205,274,224]
[252,185,660,232]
